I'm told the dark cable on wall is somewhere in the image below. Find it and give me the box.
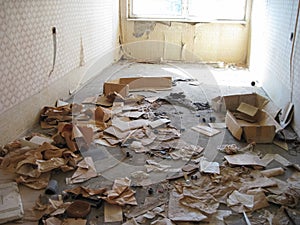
[49,27,57,77]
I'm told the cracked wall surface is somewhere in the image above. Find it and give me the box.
[120,0,251,65]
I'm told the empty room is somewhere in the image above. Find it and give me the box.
[1,0,300,224]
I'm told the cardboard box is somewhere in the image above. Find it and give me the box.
[212,93,282,143]
[103,77,172,97]
[211,93,280,118]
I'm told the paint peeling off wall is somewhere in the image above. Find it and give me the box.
[133,21,156,38]
[120,1,251,65]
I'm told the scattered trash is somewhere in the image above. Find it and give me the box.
[1,77,300,224]
[261,167,285,177]
[200,158,220,174]
[102,177,137,206]
[104,202,123,222]
[193,102,210,110]
[0,182,24,224]
[191,124,221,137]
[45,179,59,195]
[66,157,98,184]
[218,144,239,155]
[66,200,91,218]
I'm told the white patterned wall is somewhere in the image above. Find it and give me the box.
[291,4,300,135]
[251,0,300,134]
[0,0,117,114]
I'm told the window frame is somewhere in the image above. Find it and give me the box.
[127,0,249,24]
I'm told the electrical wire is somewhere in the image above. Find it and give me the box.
[48,27,57,77]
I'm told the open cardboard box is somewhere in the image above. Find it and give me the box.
[212,93,282,143]
[103,77,172,97]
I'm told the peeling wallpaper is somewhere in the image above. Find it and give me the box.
[0,0,116,114]
[120,0,251,65]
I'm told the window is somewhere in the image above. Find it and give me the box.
[128,0,248,22]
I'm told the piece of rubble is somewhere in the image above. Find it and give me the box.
[65,186,107,198]
[61,218,87,225]
[149,119,170,129]
[260,153,292,167]
[15,172,51,190]
[180,189,219,215]
[145,160,180,173]
[95,106,112,122]
[240,176,277,191]
[66,157,98,184]
[209,122,226,129]
[121,111,145,119]
[66,200,91,218]
[103,177,137,206]
[218,144,239,155]
[130,171,152,186]
[150,218,175,225]
[272,207,291,225]
[122,218,139,225]
[247,188,269,211]
[0,182,24,224]
[200,158,220,174]
[168,190,207,222]
[224,153,265,167]
[20,134,53,148]
[112,117,149,132]
[192,124,221,137]
[261,167,285,177]
[104,202,123,222]
[125,198,164,219]
[44,216,63,225]
[227,190,254,213]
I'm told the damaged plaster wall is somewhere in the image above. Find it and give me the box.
[251,0,300,135]
[120,0,251,65]
[0,0,119,145]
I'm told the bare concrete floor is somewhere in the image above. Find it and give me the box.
[1,60,299,225]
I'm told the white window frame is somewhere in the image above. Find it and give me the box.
[127,0,248,23]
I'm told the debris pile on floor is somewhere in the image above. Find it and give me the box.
[1,76,300,224]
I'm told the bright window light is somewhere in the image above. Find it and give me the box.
[128,0,247,22]
[188,0,246,21]
[131,0,183,18]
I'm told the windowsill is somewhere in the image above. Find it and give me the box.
[126,17,247,25]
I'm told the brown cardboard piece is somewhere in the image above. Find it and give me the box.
[103,77,172,97]
[214,93,282,143]
[104,203,123,222]
[237,102,259,117]
[103,177,137,206]
[66,157,98,184]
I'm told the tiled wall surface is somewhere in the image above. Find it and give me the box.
[291,4,300,134]
[251,0,300,134]
[0,0,116,114]
[0,0,119,144]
